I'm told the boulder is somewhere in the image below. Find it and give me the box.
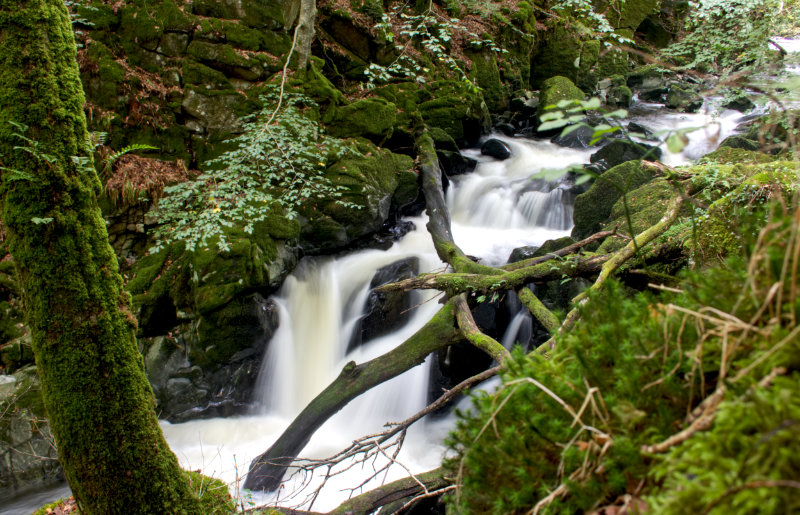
[481,138,512,160]
[719,135,761,152]
[572,161,656,240]
[438,150,478,176]
[589,139,662,173]
[607,84,633,107]
[351,257,420,351]
[723,93,755,113]
[665,84,702,112]
[538,75,584,127]
[551,124,595,149]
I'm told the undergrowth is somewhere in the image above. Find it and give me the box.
[446,200,800,514]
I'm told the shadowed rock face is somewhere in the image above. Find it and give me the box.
[349,257,420,353]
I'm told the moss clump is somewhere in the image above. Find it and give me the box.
[571,161,655,240]
[324,98,397,141]
[698,146,775,165]
[538,75,585,126]
[719,135,762,152]
[185,471,236,514]
[597,179,681,253]
[467,49,507,111]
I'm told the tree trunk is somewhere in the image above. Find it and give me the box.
[0,1,201,512]
[295,0,316,70]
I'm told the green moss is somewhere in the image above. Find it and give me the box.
[571,161,655,240]
[597,179,681,253]
[185,471,236,514]
[467,49,507,111]
[539,75,584,113]
[182,59,233,90]
[698,146,775,165]
[602,0,660,29]
[324,97,397,141]
[191,0,299,29]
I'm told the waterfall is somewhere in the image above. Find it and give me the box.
[158,135,593,511]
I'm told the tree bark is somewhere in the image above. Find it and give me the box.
[328,467,450,515]
[295,0,317,70]
[0,1,201,512]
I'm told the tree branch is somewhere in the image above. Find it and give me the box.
[454,294,511,362]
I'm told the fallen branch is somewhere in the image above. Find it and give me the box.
[454,294,510,362]
[328,467,450,515]
[500,229,615,272]
[244,302,461,491]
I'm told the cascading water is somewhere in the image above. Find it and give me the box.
[156,135,592,511]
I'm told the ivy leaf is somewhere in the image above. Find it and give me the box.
[666,132,690,153]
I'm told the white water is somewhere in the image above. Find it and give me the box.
[159,136,591,512]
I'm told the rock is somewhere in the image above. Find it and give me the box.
[495,122,516,137]
[589,139,662,173]
[0,366,63,499]
[572,161,656,240]
[638,87,668,102]
[437,150,478,176]
[551,124,596,149]
[507,246,539,264]
[538,76,585,128]
[607,84,633,107]
[325,98,397,142]
[627,122,657,140]
[141,294,280,422]
[481,138,512,160]
[719,135,761,152]
[351,258,419,351]
[627,64,667,90]
[723,94,755,113]
[665,84,702,112]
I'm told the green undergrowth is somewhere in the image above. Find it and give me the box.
[446,201,800,514]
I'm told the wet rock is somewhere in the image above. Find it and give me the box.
[589,139,662,173]
[638,87,668,102]
[572,161,656,240]
[607,84,633,107]
[551,124,595,149]
[352,257,420,351]
[481,138,512,160]
[495,123,516,137]
[141,294,280,422]
[438,150,478,176]
[507,246,539,263]
[723,94,755,113]
[665,84,702,112]
[627,122,657,140]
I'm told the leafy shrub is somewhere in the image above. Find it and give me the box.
[446,201,800,513]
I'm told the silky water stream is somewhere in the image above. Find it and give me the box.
[2,99,752,513]
[157,136,592,512]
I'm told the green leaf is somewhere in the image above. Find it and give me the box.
[31,217,53,225]
[538,119,569,132]
[539,111,564,122]
[666,132,689,153]
[583,97,602,110]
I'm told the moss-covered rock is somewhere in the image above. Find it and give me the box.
[698,146,775,165]
[602,0,660,30]
[325,97,397,142]
[301,141,416,251]
[572,161,656,240]
[468,49,507,112]
[719,135,762,152]
[418,80,490,147]
[665,84,702,112]
[537,75,584,127]
[190,0,300,30]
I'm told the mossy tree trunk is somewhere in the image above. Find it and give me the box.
[0,1,201,512]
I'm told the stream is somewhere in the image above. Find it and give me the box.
[4,66,784,513]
